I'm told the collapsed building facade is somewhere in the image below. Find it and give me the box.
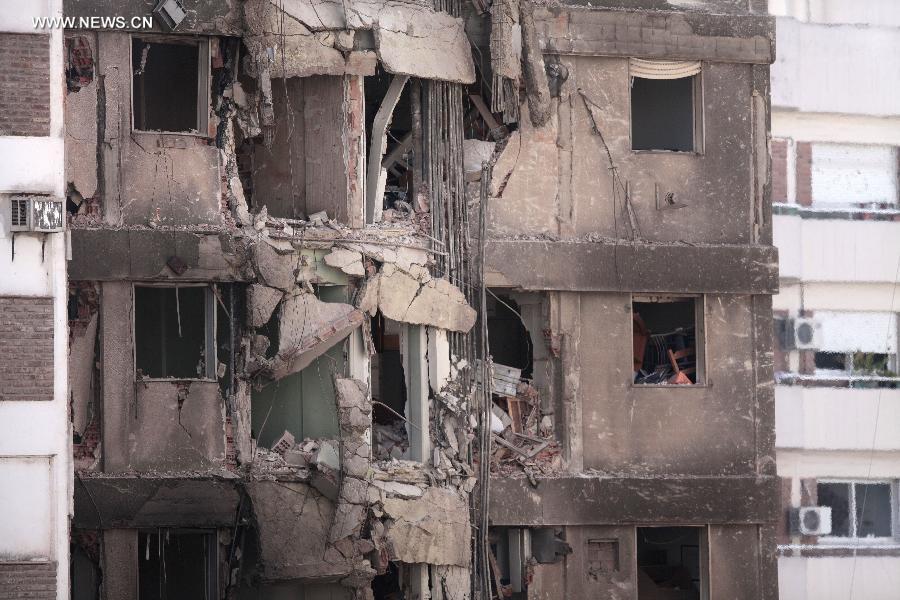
[62,0,778,599]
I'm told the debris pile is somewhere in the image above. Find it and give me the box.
[486,363,560,479]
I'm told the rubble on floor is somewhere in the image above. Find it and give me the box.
[487,363,560,480]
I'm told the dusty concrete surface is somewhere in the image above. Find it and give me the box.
[65,0,776,597]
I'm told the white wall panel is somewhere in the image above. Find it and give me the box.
[817,311,897,353]
[811,144,897,206]
[0,457,52,560]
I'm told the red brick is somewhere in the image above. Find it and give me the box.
[795,141,812,207]
[0,297,54,401]
[0,33,50,137]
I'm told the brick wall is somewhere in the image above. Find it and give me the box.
[0,297,54,401]
[795,141,812,207]
[0,562,57,600]
[0,33,51,136]
[771,139,788,203]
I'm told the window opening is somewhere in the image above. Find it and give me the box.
[134,285,215,380]
[633,296,703,385]
[365,67,417,222]
[817,481,893,539]
[138,529,217,600]
[372,314,409,460]
[637,527,707,600]
[631,73,699,152]
[250,286,346,449]
[132,37,208,133]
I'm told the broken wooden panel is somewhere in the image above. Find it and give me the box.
[305,76,353,223]
[252,78,307,219]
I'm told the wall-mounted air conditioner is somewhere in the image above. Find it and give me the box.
[793,318,822,350]
[791,506,832,536]
[8,196,64,233]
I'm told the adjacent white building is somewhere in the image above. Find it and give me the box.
[770,1,900,598]
[0,1,70,598]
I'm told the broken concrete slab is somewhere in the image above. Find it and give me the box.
[382,486,471,566]
[248,284,283,328]
[374,6,476,84]
[371,479,423,499]
[246,481,353,581]
[252,241,297,291]
[324,248,365,277]
[273,293,365,379]
[375,268,477,333]
[244,0,377,78]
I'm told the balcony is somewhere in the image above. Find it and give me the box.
[776,384,900,451]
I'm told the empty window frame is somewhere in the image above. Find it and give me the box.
[371,314,427,462]
[630,60,702,153]
[138,529,217,600]
[131,36,209,134]
[633,295,705,385]
[637,526,708,600]
[814,352,896,377]
[134,285,216,380]
[817,481,895,540]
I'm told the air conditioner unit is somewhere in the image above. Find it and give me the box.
[791,506,832,536]
[153,0,186,30]
[8,196,64,233]
[793,318,822,350]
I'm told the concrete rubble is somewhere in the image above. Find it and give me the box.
[63,0,778,597]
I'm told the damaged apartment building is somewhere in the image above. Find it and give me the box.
[61,0,777,599]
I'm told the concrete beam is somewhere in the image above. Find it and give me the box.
[73,476,241,528]
[488,475,779,526]
[536,8,775,64]
[484,240,778,294]
[68,229,246,281]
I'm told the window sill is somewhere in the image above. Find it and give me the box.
[816,538,898,546]
[136,378,216,383]
[631,149,702,156]
[630,383,710,389]
[132,129,211,139]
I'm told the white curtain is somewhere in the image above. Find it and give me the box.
[630,58,701,80]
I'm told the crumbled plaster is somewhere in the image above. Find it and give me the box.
[381,487,471,567]
[324,248,365,276]
[270,292,364,379]
[359,264,476,333]
[248,284,283,328]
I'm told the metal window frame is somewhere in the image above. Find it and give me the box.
[132,283,217,382]
[629,65,705,155]
[817,479,897,544]
[631,293,707,387]
[129,34,210,136]
[634,525,710,600]
[137,528,218,600]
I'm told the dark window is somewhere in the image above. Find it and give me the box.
[814,352,847,371]
[637,527,705,600]
[817,482,852,536]
[856,483,892,538]
[132,38,203,133]
[134,286,212,379]
[817,481,893,538]
[631,76,696,152]
[633,296,702,385]
[138,530,216,600]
